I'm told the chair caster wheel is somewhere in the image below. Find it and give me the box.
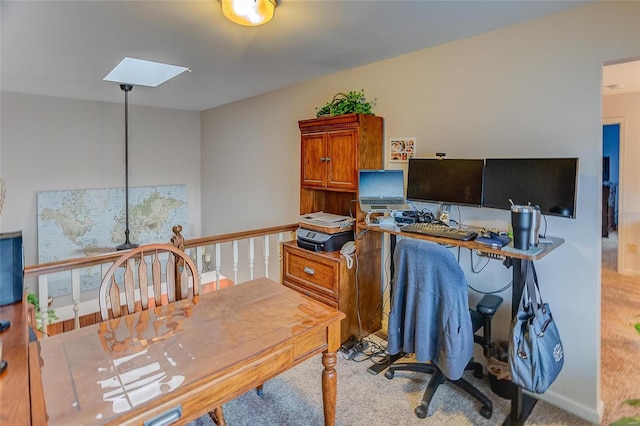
[480,406,492,419]
[415,405,428,419]
[384,370,395,379]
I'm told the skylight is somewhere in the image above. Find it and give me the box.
[103,57,189,87]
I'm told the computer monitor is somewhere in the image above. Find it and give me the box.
[406,158,484,223]
[482,158,578,218]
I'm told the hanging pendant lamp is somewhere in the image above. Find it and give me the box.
[116,84,138,251]
[220,0,276,27]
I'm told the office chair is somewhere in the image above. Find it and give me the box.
[384,238,503,419]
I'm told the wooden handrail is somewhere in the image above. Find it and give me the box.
[25,223,299,279]
[185,223,298,248]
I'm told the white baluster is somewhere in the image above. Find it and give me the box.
[38,275,49,338]
[232,240,239,284]
[215,244,222,291]
[191,247,199,272]
[72,268,80,330]
[263,235,270,279]
[249,238,255,280]
[278,232,285,265]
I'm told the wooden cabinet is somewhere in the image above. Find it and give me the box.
[282,241,380,343]
[301,129,358,190]
[287,113,384,343]
[298,113,384,218]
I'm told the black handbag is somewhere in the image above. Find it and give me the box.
[508,261,564,393]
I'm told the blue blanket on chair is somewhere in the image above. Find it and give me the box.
[387,238,473,380]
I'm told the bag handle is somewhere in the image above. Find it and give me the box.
[520,261,545,311]
[516,261,553,359]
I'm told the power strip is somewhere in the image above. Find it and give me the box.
[475,249,506,261]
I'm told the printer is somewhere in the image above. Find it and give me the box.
[297,228,353,252]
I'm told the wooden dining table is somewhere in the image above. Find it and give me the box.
[29,277,345,425]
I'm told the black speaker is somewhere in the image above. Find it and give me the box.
[0,231,24,306]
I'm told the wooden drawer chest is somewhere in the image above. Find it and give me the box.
[282,241,380,343]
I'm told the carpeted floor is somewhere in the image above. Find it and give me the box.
[600,232,640,425]
[188,345,591,426]
[184,233,640,425]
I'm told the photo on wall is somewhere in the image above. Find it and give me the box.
[389,137,416,163]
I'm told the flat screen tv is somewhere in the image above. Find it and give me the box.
[483,158,578,218]
[406,158,485,207]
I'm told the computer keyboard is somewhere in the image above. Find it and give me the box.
[400,223,478,241]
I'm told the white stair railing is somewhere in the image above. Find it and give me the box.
[25,224,298,336]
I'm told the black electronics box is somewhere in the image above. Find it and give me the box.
[297,228,353,252]
[0,231,24,306]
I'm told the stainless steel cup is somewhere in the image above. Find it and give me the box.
[529,205,541,246]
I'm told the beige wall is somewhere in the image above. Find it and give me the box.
[0,92,202,266]
[199,2,640,422]
[1,0,638,422]
[603,92,640,275]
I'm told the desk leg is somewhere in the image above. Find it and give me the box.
[503,391,537,426]
[322,322,341,426]
[367,234,398,375]
[503,259,538,425]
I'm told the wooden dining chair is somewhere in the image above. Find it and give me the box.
[98,243,226,425]
[98,243,200,320]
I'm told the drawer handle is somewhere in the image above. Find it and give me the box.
[303,266,315,275]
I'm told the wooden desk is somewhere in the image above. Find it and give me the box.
[358,223,564,426]
[29,278,345,425]
[0,300,31,426]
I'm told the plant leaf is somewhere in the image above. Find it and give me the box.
[634,323,640,335]
[611,417,640,426]
[623,399,640,407]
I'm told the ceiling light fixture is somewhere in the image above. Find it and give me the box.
[220,0,276,27]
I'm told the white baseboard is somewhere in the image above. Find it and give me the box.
[531,390,603,424]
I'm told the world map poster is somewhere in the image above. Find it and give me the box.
[37,185,188,297]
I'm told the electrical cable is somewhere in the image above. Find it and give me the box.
[468,279,513,295]
[349,199,358,219]
[469,248,491,274]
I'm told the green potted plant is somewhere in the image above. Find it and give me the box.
[27,292,58,334]
[315,89,375,117]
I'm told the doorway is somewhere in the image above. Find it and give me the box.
[602,123,620,271]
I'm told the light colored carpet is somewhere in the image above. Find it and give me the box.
[188,347,590,426]
[601,232,640,425]
[184,233,639,425]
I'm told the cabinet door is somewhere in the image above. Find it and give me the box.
[326,129,358,190]
[301,133,327,188]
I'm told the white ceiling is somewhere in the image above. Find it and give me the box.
[602,60,640,96]
[4,0,630,112]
